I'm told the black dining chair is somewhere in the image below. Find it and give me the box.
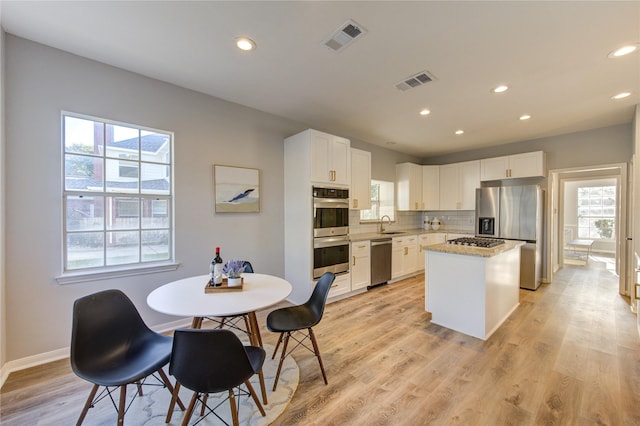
[166,328,266,426]
[266,271,335,390]
[70,289,184,425]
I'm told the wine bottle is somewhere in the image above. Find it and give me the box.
[213,247,223,286]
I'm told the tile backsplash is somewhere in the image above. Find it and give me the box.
[350,210,475,234]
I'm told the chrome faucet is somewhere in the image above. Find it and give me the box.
[379,215,392,233]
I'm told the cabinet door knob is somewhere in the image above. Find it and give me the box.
[353,256,356,266]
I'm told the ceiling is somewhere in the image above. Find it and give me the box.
[1,1,639,157]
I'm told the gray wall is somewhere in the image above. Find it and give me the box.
[2,35,418,364]
[423,124,633,169]
[0,27,6,376]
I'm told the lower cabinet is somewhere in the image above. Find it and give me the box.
[351,241,371,290]
[327,273,351,298]
[418,233,447,272]
[392,235,419,279]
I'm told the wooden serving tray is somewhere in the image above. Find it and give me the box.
[204,277,244,293]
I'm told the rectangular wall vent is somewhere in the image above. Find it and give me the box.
[394,71,437,91]
[324,19,367,52]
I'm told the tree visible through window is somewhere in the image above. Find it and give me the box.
[360,180,395,222]
[577,185,616,240]
[63,113,173,271]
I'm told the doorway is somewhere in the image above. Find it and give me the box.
[548,164,629,297]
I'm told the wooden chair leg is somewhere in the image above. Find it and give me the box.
[158,367,186,411]
[272,333,284,359]
[117,385,127,425]
[201,394,208,416]
[308,327,328,385]
[136,381,144,396]
[229,389,239,426]
[76,383,99,426]
[165,382,181,423]
[272,332,290,391]
[245,380,266,417]
[181,392,199,426]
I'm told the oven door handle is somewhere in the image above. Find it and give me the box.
[313,200,350,209]
[313,236,350,248]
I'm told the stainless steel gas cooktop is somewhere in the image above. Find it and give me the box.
[446,237,505,248]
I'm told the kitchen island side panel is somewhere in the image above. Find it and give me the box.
[426,251,487,339]
[425,245,521,340]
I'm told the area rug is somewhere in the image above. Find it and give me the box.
[90,344,298,425]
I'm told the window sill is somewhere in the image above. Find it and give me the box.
[55,261,181,285]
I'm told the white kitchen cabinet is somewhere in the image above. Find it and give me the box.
[439,160,480,210]
[392,234,419,279]
[350,148,371,210]
[418,233,447,272]
[396,163,423,211]
[351,241,371,290]
[307,130,351,186]
[480,151,546,181]
[422,165,440,210]
[327,273,351,298]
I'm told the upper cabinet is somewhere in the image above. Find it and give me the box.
[396,163,423,211]
[480,151,546,181]
[308,130,351,186]
[439,160,480,210]
[421,165,440,210]
[350,148,371,210]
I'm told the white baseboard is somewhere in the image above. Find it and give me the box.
[0,318,192,390]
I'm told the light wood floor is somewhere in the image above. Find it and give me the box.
[2,259,640,425]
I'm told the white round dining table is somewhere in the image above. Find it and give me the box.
[147,273,292,318]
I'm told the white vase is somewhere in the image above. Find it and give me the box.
[227,277,242,287]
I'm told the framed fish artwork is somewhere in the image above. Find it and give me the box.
[213,165,260,213]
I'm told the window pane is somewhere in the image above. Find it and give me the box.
[106,124,139,160]
[66,195,104,231]
[65,154,103,191]
[142,230,170,261]
[66,232,104,270]
[143,199,169,229]
[141,131,171,164]
[578,228,590,238]
[107,197,139,230]
[106,231,140,265]
[64,116,104,156]
[141,163,171,195]
[106,159,139,193]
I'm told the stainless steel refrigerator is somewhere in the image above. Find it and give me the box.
[475,185,543,290]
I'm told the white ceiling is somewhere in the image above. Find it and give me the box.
[2,1,639,157]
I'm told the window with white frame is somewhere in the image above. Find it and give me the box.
[360,180,395,222]
[577,185,616,240]
[63,113,173,271]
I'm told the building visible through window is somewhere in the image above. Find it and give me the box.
[577,185,616,240]
[63,113,173,271]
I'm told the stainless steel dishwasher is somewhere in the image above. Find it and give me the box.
[370,238,392,288]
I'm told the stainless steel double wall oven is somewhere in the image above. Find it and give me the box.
[312,186,349,279]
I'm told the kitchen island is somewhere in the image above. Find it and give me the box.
[424,240,523,340]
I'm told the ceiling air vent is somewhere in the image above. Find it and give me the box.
[394,71,437,91]
[324,19,367,52]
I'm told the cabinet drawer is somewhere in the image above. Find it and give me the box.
[328,273,350,298]
[351,241,370,256]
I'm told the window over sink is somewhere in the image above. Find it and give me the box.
[360,180,395,223]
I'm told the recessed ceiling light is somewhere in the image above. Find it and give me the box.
[608,44,639,58]
[419,109,431,116]
[519,114,531,121]
[235,37,256,51]
[492,85,509,93]
[455,130,464,135]
[612,92,631,100]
